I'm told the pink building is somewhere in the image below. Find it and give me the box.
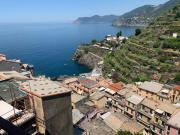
[164,110,180,135]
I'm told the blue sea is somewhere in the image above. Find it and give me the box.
[0,23,138,77]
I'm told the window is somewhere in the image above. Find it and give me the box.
[131,109,133,114]
[150,109,153,114]
[128,102,130,105]
[168,126,170,131]
[155,118,158,122]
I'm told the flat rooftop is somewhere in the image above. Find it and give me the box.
[138,81,163,94]
[71,92,86,103]
[127,94,144,105]
[19,77,71,97]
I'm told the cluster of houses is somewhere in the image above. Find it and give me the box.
[1,53,180,135]
[63,73,180,135]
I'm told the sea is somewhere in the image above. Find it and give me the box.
[0,23,138,77]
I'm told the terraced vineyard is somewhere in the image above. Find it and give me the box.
[103,5,180,83]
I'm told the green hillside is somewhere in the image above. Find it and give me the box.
[113,0,180,26]
[103,5,180,83]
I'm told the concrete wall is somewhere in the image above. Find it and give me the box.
[137,89,158,102]
[30,95,45,134]
[42,92,73,135]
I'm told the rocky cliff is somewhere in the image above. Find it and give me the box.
[73,49,103,69]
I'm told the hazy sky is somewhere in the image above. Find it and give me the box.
[0,0,169,23]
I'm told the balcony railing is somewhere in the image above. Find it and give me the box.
[138,109,152,118]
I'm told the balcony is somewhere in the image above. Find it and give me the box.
[138,109,152,119]
[154,113,169,122]
[136,116,150,127]
[149,122,164,135]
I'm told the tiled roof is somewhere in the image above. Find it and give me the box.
[78,77,97,89]
[173,85,180,91]
[121,121,144,134]
[90,91,105,101]
[108,82,124,92]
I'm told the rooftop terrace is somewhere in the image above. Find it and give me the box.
[19,77,71,98]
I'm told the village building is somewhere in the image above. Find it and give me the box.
[100,112,144,134]
[124,94,144,119]
[110,85,136,113]
[157,88,172,103]
[137,81,163,102]
[63,77,78,88]
[149,103,178,135]
[90,91,106,109]
[137,98,158,135]
[72,77,98,95]
[164,110,180,135]
[19,77,73,135]
[71,92,88,109]
[104,82,125,110]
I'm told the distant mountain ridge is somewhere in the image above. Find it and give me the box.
[113,0,180,26]
[74,0,180,26]
[74,15,119,24]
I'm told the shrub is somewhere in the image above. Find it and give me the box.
[116,31,122,37]
[135,29,141,36]
[91,39,97,44]
[174,73,180,82]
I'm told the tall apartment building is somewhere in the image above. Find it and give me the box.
[137,98,158,135]
[149,103,177,135]
[124,94,144,119]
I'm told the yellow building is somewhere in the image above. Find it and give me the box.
[137,81,163,102]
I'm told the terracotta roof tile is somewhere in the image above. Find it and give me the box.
[173,85,180,91]
[108,82,124,92]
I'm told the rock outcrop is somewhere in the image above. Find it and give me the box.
[73,49,103,69]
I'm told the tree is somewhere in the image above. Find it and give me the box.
[174,73,180,82]
[91,39,97,44]
[135,29,141,36]
[116,130,143,135]
[116,131,132,135]
[116,31,122,37]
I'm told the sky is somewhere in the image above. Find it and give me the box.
[0,0,169,23]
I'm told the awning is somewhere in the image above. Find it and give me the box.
[0,100,22,120]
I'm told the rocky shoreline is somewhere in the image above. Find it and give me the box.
[73,48,103,69]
